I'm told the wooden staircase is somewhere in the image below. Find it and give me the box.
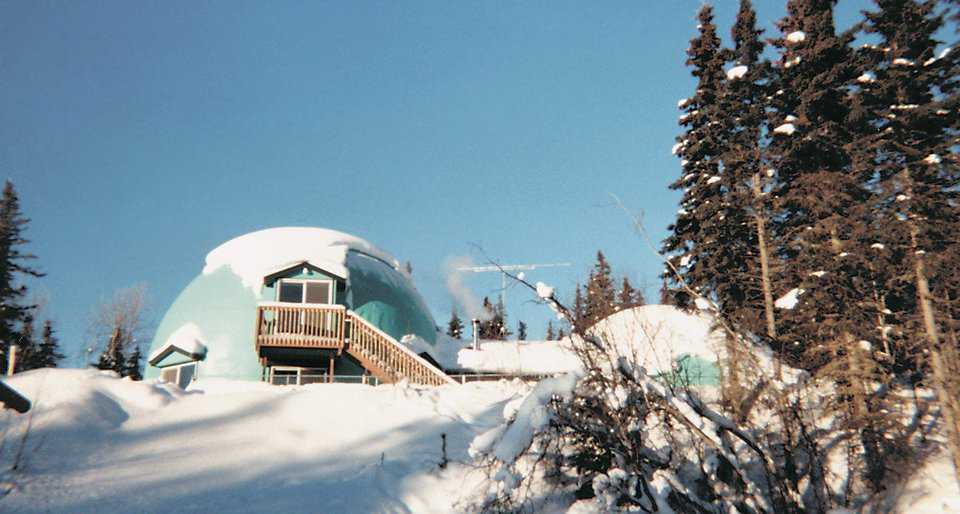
[345,312,455,386]
[256,303,455,386]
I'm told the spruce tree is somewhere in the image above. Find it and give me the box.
[36,319,64,368]
[517,320,527,341]
[446,308,464,340]
[478,297,510,340]
[617,277,636,311]
[491,297,510,340]
[853,0,960,484]
[124,345,143,381]
[13,313,37,373]
[661,5,729,312]
[715,0,781,343]
[545,320,555,341]
[0,181,43,372]
[633,286,646,307]
[584,251,616,326]
[769,0,897,495]
[572,282,586,331]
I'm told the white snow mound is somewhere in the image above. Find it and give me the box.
[588,305,723,376]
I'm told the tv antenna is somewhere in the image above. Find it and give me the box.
[455,262,571,313]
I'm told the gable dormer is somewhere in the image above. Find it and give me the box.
[260,261,347,307]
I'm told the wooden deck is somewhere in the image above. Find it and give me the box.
[255,303,454,386]
[256,302,346,349]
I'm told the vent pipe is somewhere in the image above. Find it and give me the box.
[471,319,480,351]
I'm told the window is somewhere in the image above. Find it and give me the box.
[269,366,328,385]
[159,362,197,389]
[277,279,333,305]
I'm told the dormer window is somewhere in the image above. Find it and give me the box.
[277,279,333,305]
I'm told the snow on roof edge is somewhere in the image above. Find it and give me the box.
[201,227,403,292]
[149,322,208,365]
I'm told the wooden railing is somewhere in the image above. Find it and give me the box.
[347,311,455,386]
[254,303,455,386]
[256,303,346,350]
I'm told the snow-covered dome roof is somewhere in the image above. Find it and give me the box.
[588,305,723,376]
[203,227,403,291]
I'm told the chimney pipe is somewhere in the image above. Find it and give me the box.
[472,319,480,351]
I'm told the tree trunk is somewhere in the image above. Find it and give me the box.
[752,173,779,376]
[910,220,960,482]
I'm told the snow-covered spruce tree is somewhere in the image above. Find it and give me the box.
[545,320,556,342]
[851,0,960,481]
[0,181,43,372]
[764,0,920,497]
[661,5,730,312]
[764,0,872,364]
[584,251,617,327]
[517,320,527,341]
[447,307,465,340]
[717,0,780,347]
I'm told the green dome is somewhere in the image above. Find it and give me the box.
[145,227,437,381]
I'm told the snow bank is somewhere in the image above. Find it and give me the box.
[202,227,402,291]
[893,450,960,513]
[469,371,581,463]
[0,369,526,513]
[455,340,581,375]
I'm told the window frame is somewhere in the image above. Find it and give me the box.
[269,365,328,386]
[158,361,198,389]
[276,278,335,305]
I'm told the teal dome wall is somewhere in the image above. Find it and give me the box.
[146,229,438,381]
[145,266,262,381]
[346,251,437,345]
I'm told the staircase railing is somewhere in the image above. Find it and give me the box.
[346,311,455,386]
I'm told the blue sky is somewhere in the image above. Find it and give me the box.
[2,1,870,363]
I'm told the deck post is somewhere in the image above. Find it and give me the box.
[329,355,335,384]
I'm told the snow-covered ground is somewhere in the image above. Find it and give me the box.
[0,369,528,513]
[2,302,958,513]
